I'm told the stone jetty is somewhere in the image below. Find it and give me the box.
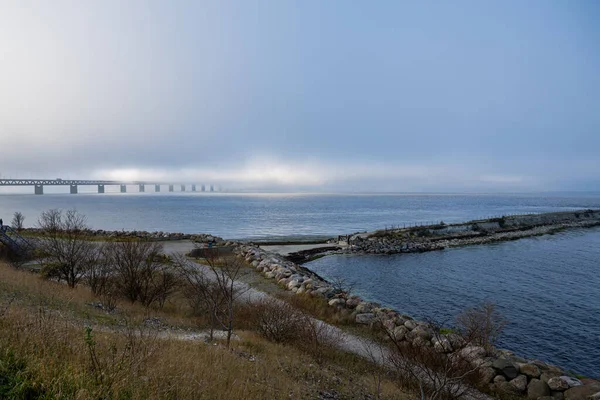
[347,210,600,255]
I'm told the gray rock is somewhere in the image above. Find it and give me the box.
[479,367,497,385]
[542,371,563,383]
[345,297,361,309]
[460,346,486,361]
[411,326,433,341]
[432,336,453,353]
[355,302,372,313]
[564,382,600,400]
[404,320,417,330]
[519,363,542,379]
[549,377,583,392]
[510,374,528,393]
[493,357,519,380]
[328,298,345,307]
[548,377,571,392]
[528,379,552,399]
[589,391,600,400]
[552,391,565,400]
[355,313,376,324]
[496,381,522,396]
[561,376,583,388]
[412,336,430,347]
[393,326,408,341]
[381,319,395,332]
[494,375,507,385]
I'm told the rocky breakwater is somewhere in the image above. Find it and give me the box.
[21,227,226,244]
[235,243,600,400]
[349,210,600,255]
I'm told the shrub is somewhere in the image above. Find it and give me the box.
[253,298,305,343]
[456,301,507,353]
[103,241,178,308]
[37,209,100,288]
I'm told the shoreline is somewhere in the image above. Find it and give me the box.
[234,239,600,397]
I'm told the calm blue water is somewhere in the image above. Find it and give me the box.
[0,192,598,239]
[306,228,600,379]
[1,192,599,377]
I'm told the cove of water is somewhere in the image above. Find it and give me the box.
[306,228,600,379]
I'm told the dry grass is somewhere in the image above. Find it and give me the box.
[0,261,410,399]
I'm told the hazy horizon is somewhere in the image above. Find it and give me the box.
[1,1,599,192]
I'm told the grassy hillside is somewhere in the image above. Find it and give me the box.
[0,261,407,399]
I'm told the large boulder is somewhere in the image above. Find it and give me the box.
[496,381,523,396]
[542,371,564,383]
[552,392,565,400]
[432,336,453,353]
[411,326,433,341]
[392,326,408,341]
[460,346,486,362]
[519,363,542,379]
[494,375,507,385]
[548,377,570,392]
[404,320,418,330]
[355,302,373,313]
[493,357,519,380]
[328,298,345,307]
[345,297,361,309]
[564,382,600,400]
[588,391,600,400]
[355,313,376,325]
[510,375,529,393]
[528,379,552,399]
[479,367,497,385]
[548,376,582,392]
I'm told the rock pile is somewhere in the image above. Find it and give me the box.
[349,211,600,255]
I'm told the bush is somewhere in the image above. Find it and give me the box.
[253,298,305,343]
[103,241,178,308]
[37,209,100,288]
[456,301,507,353]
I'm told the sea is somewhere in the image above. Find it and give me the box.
[0,191,599,377]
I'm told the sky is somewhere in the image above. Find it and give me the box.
[0,0,599,192]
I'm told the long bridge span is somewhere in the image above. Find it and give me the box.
[0,179,217,195]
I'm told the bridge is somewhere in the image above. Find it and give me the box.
[0,179,217,195]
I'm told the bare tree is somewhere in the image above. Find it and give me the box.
[202,249,247,348]
[172,252,224,342]
[456,301,507,353]
[37,209,99,288]
[85,245,119,311]
[182,247,247,347]
[103,241,177,308]
[11,211,25,230]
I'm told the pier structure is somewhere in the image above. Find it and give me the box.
[0,179,219,195]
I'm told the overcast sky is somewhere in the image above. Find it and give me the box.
[0,1,598,192]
